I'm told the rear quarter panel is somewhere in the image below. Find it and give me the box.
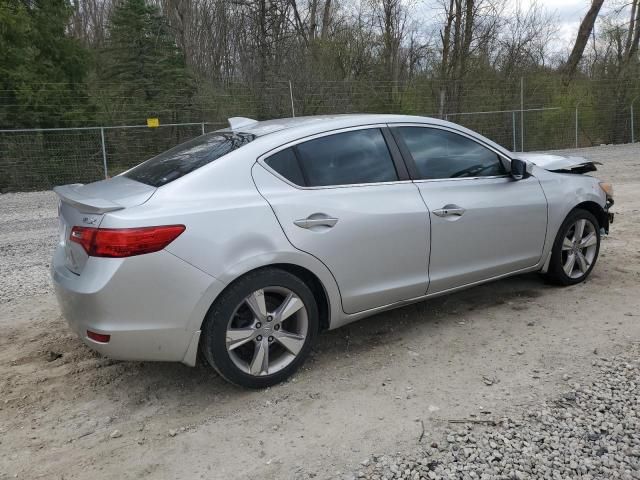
[101,153,343,331]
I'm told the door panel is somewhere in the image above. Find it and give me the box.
[252,164,430,314]
[416,176,548,293]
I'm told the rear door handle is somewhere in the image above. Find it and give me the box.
[432,205,466,217]
[294,216,339,229]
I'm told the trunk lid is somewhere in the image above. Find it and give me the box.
[54,177,156,274]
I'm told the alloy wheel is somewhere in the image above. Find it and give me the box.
[561,218,598,279]
[225,287,308,376]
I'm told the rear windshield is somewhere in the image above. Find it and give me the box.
[124,131,255,187]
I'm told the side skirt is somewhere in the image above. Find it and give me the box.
[329,264,542,330]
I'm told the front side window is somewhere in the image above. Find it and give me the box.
[295,128,398,187]
[394,127,506,180]
[125,131,255,187]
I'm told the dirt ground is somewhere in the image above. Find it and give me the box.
[1,144,639,480]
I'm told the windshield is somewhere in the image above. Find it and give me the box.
[124,131,255,187]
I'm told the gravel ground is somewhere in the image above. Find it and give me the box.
[351,347,640,480]
[0,190,57,303]
[0,143,639,480]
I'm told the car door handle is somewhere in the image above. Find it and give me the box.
[294,216,339,229]
[432,205,466,217]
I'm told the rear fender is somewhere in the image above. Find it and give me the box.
[213,250,342,329]
[181,250,343,365]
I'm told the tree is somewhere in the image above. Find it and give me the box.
[562,0,605,84]
[0,0,89,128]
[100,0,193,123]
[437,0,502,115]
[69,0,114,48]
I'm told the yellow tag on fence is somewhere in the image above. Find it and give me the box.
[147,118,159,128]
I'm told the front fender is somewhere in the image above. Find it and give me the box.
[536,168,607,264]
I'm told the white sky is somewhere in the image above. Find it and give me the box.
[414,0,618,56]
[520,0,588,48]
[516,0,631,55]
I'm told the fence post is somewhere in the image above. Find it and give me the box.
[201,122,205,135]
[631,101,637,143]
[100,127,108,179]
[512,111,517,152]
[575,106,579,148]
[289,81,296,118]
[520,77,524,152]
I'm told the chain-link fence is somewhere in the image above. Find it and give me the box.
[1,80,638,192]
[0,122,225,192]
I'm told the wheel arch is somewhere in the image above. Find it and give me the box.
[268,263,331,331]
[197,258,338,334]
[189,262,333,367]
[544,204,602,285]
[574,200,608,233]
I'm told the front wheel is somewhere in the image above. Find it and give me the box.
[201,268,319,388]
[545,208,600,286]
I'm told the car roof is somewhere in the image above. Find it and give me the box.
[229,114,442,137]
[223,113,512,159]
[156,113,513,193]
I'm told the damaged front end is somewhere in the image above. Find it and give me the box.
[600,182,615,228]
[515,152,614,231]
[515,152,601,174]
[548,161,600,174]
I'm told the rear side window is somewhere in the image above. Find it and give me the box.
[125,132,255,187]
[293,128,398,187]
[265,148,306,186]
[395,127,505,180]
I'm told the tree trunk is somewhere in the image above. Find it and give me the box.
[320,0,332,39]
[562,0,605,84]
[449,0,463,113]
[454,0,475,113]
[439,0,455,117]
[309,0,318,40]
[627,0,640,61]
[624,0,638,57]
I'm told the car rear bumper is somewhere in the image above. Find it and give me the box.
[51,246,224,365]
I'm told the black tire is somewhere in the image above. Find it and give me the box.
[545,208,600,286]
[201,268,319,388]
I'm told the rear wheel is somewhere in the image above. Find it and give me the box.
[201,268,319,388]
[546,209,600,286]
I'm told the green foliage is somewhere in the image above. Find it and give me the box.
[98,0,193,124]
[0,0,89,128]
[1,0,639,192]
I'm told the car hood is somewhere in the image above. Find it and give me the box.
[515,152,598,173]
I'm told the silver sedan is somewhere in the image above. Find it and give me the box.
[52,114,614,388]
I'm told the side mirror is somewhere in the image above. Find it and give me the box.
[510,158,527,180]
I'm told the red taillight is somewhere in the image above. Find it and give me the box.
[87,330,110,343]
[70,225,185,258]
